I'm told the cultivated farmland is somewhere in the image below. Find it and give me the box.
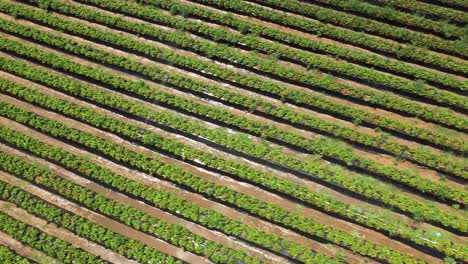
[0,0,466,263]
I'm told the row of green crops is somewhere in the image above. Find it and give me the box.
[2,9,466,178]
[0,125,337,264]
[430,0,468,9]
[0,25,466,198]
[29,0,468,117]
[0,206,108,264]
[187,0,468,70]
[0,102,423,263]
[2,77,466,259]
[290,0,464,39]
[245,0,465,56]
[0,244,33,263]
[137,0,468,88]
[0,151,262,264]
[0,51,465,235]
[76,0,467,94]
[0,176,185,263]
[5,0,467,155]
[370,0,468,24]
[0,35,465,202]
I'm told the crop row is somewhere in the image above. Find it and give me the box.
[1,35,466,205]
[138,0,468,89]
[3,16,468,190]
[0,6,465,164]
[29,0,468,121]
[0,101,428,264]
[0,205,108,264]
[56,0,468,169]
[370,0,468,24]
[246,0,464,57]
[0,124,340,264]
[0,170,188,264]
[0,51,465,235]
[430,0,468,9]
[0,151,262,264]
[0,244,33,263]
[298,0,463,39]
[4,35,468,230]
[6,17,464,201]
[74,0,467,96]
[11,0,468,150]
[76,0,468,103]
[2,77,465,259]
[187,0,468,71]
